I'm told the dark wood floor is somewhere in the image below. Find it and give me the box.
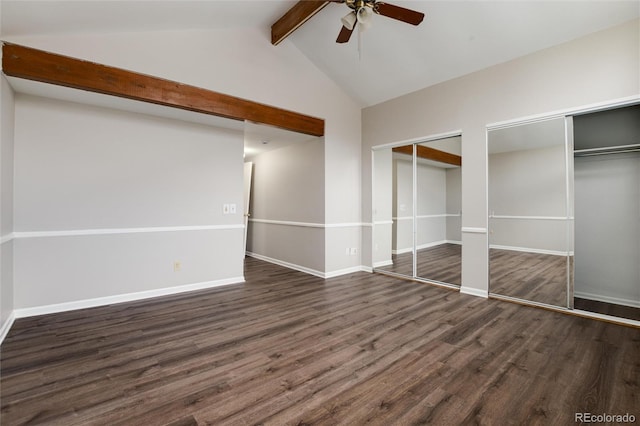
[575,298,640,322]
[377,243,462,286]
[2,257,639,425]
[490,249,570,308]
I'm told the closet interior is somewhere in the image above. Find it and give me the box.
[573,104,640,321]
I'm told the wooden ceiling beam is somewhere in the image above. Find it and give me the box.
[393,145,462,167]
[271,1,331,46]
[2,42,325,137]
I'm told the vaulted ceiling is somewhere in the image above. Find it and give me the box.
[2,0,638,108]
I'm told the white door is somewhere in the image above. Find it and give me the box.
[243,162,253,255]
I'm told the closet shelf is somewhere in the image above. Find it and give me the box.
[574,143,640,157]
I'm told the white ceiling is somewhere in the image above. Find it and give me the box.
[4,1,636,157]
[2,0,638,108]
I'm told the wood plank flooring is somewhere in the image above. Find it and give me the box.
[2,257,639,425]
[377,243,462,286]
[575,298,640,322]
[490,249,570,307]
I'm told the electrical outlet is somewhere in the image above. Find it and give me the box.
[173,261,182,272]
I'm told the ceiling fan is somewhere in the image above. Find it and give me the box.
[334,0,425,43]
[270,0,425,47]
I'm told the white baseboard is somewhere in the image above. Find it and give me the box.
[0,311,16,346]
[373,260,393,268]
[13,276,245,319]
[574,291,640,309]
[490,244,574,257]
[460,286,489,298]
[246,252,326,278]
[246,252,370,279]
[325,266,367,279]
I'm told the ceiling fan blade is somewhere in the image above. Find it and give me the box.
[375,2,424,26]
[336,25,355,43]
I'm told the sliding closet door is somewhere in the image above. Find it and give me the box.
[372,147,414,278]
[488,117,572,308]
[373,135,462,284]
[415,138,462,286]
[390,148,415,276]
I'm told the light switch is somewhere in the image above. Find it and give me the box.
[223,204,230,214]
[230,204,237,214]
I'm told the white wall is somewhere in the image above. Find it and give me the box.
[0,74,15,337]
[488,145,569,254]
[0,0,15,341]
[575,153,640,307]
[372,149,392,267]
[392,156,461,254]
[362,19,640,295]
[446,168,462,242]
[13,94,244,310]
[5,27,362,277]
[392,157,413,252]
[393,158,447,253]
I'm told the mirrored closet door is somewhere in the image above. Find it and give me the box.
[488,117,573,308]
[372,135,462,287]
[415,139,462,285]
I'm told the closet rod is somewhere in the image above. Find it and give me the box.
[574,143,640,157]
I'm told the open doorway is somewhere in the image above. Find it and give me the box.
[242,122,324,273]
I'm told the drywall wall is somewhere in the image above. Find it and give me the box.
[362,19,640,294]
[446,168,462,242]
[393,157,449,253]
[392,157,413,252]
[246,138,326,274]
[488,145,569,253]
[13,94,245,309]
[5,26,362,277]
[574,153,640,307]
[372,148,393,267]
[0,74,15,335]
[392,156,462,254]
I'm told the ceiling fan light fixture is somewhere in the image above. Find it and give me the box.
[357,6,373,30]
[341,11,357,30]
